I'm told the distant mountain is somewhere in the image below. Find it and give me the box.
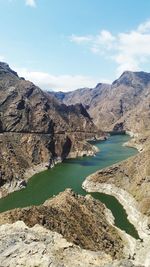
[50,83,111,114]
[50,71,150,133]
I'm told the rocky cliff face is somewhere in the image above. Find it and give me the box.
[51,71,150,133]
[0,62,104,197]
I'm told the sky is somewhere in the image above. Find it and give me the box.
[1,0,150,91]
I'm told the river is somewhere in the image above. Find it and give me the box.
[0,134,139,238]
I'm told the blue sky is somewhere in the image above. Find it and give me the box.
[1,0,150,91]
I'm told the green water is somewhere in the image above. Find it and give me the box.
[0,134,139,238]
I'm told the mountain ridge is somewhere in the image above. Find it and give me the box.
[50,70,150,133]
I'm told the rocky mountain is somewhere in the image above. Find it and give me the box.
[51,82,111,111]
[0,62,104,197]
[50,71,150,133]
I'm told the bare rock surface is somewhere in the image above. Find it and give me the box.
[0,221,143,267]
[0,189,124,259]
[0,221,113,267]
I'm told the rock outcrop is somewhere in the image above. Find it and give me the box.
[0,221,112,267]
[0,189,124,259]
[0,221,142,267]
[0,62,104,197]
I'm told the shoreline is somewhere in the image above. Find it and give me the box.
[0,132,135,200]
[1,132,150,264]
[0,142,99,199]
[82,131,150,266]
[82,180,150,266]
[104,204,137,261]
[123,131,144,152]
[83,180,149,238]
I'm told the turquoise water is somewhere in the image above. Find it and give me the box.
[0,134,139,238]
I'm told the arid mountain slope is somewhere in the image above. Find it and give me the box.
[0,62,96,134]
[51,71,150,133]
[0,62,103,197]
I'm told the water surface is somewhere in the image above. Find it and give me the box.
[0,134,139,238]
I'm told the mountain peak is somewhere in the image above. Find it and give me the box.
[112,70,150,87]
[0,62,18,77]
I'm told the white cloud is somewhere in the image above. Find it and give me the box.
[25,0,36,7]
[70,34,92,44]
[70,30,115,52]
[8,0,37,7]
[70,19,150,76]
[0,55,5,61]
[95,30,116,48]
[15,67,102,91]
[137,20,150,33]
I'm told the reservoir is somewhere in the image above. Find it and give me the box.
[0,134,139,238]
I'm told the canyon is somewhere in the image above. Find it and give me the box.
[0,63,150,267]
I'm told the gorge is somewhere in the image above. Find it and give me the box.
[0,62,150,267]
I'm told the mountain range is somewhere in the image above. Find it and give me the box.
[50,71,150,133]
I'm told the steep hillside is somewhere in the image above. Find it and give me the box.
[0,62,103,197]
